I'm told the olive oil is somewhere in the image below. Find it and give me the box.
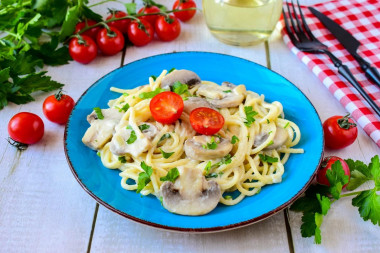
[202,0,283,46]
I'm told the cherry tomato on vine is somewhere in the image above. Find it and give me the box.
[190,107,224,135]
[106,10,130,34]
[127,20,154,46]
[150,91,184,124]
[8,112,44,145]
[74,20,100,40]
[317,156,350,188]
[155,15,181,41]
[173,0,196,22]
[323,114,358,149]
[69,35,97,64]
[43,89,75,125]
[138,5,161,27]
[96,27,125,56]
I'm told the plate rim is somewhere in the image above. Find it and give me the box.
[64,51,324,233]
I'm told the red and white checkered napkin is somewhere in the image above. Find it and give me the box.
[282,0,380,147]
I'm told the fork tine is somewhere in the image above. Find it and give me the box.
[282,9,299,45]
[290,0,305,36]
[296,0,316,40]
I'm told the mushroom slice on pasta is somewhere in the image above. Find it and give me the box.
[254,126,288,150]
[161,69,201,89]
[184,135,233,161]
[196,82,246,108]
[160,167,221,215]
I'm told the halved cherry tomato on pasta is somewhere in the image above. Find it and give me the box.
[150,91,184,124]
[189,107,224,135]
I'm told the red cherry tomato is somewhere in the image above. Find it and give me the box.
[138,5,161,27]
[74,20,100,40]
[68,35,97,64]
[173,0,196,22]
[150,91,184,124]
[43,90,75,125]
[189,107,225,135]
[127,20,154,46]
[317,156,350,188]
[155,15,181,41]
[323,114,358,149]
[106,10,130,34]
[8,112,44,145]
[96,27,125,56]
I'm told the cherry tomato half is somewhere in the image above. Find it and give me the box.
[8,112,44,145]
[106,10,130,34]
[323,114,358,149]
[127,20,154,47]
[190,107,224,135]
[155,15,181,42]
[317,156,350,188]
[43,90,75,125]
[150,91,184,124]
[173,0,197,22]
[69,35,97,64]
[96,27,125,56]
[138,5,161,27]
[74,20,100,40]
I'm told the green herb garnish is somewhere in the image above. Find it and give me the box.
[159,133,171,143]
[202,136,218,150]
[259,154,278,164]
[160,167,179,182]
[171,81,188,95]
[119,103,130,112]
[118,156,127,163]
[126,130,137,144]
[223,90,232,93]
[231,135,239,144]
[160,149,174,159]
[93,107,104,119]
[138,124,150,131]
[136,161,153,193]
[139,88,166,99]
[244,106,258,127]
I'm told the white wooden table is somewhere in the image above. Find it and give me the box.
[1,0,379,252]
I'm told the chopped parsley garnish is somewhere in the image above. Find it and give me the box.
[259,154,278,164]
[204,154,232,176]
[204,161,212,175]
[93,107,104,120]
[267,119,270,124]
[223,90,232,93]
[119,103,130,112]
[205,171,224,179]
[139,88,166,99]
[126,129,137,144]
[267,140,274,146]
[138,124,150,131]
[220,154,232,165]
[202,136,219,150]
[284,122,290,128]
[96,151,101,157]
[224,195,232,200]
[122,93,129,96]
[244,106,258,127]
[159,133,171,142]
[136,161,153,193]
[150,75,157,81]
[171,81,188,95]
[118,156,127,163]
[231,135,239,144]
[168,67,176,73]
[160,149,174,159]
[160,167,179,182]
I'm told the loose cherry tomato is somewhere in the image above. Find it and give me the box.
[138,5,161,27]
[96,27,125,56]
[317,156,350,188]
[323,114,358,149]
[43,89,75,125]
[150,91,184,124]
[155,15,181,41]
[127,20,154,46]
[8,112,44,145]
[106,10,130,34]
[74,20,100,40]
[173,0,196,22]
[69,35,97,64]
[189,107,224,135]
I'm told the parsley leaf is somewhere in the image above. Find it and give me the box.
[139,87,166,99]
[159,133,171,142]
[171,81,188,95]
[326,160,349,199]
[136,161,153,193]
[126,130,137,144]
[202,136,218,150]
[231,135,239,144]
[244,106,258,127]
[204,161,212,175]
[138,124,150,131]
[259,154,278,164]
[168,67,176,73]
[124,3,137,15]
[150,75,157,81]
[119,103,130,112]
[118,156,127,163]
[160,167,179,182]
[93,107,104,119]
[223,90,232,93]
[160,149,174,159]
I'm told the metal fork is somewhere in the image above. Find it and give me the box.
[283,0,380,116]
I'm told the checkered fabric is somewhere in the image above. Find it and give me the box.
[282,0,380,147]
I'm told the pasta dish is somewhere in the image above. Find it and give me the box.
[82,69,303,216]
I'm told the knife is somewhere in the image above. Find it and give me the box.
[309,7,380,87]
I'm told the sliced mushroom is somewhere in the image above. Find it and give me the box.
[160,167,221,215]
[196,82,246,108]
[82,108,123,150]
[161,69,201,89]
[184,135,233,161]
[183,97,216,114]
[254,126,288,150]
[109,123,158,157]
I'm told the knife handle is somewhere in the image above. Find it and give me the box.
[354,55,380,87]
[325,51,380,116]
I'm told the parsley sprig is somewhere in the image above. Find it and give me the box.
[244,106,258,127]
[290,155,380,244]
[136,161,153,193]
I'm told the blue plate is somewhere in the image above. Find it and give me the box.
[64,52,323,232]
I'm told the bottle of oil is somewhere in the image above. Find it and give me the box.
[202,0,283,46]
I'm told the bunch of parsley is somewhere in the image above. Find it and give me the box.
[290,155,380,244]
[0,0,101,109]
